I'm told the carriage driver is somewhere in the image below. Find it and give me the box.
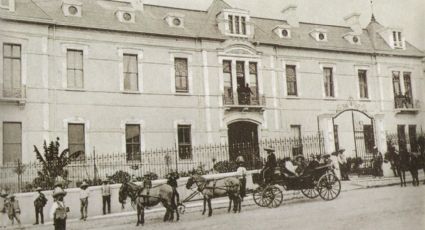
[262,147,277,184]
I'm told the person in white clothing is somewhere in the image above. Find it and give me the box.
[79,182,90,221]
[283,157,297,176]
[50,187,68,230]
[235,156,247,200]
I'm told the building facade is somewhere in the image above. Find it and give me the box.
[0,0,424,165]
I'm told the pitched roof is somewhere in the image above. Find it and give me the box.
[0,0,422,58]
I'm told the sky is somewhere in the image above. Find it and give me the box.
[144,0,425,51]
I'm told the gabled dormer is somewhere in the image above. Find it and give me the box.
[62,0,82,17]
[273,24,291,39]
[217,8,254,38]
[378,27,406,49]
[343,32,361,45]
[115,7,135,23]
[310,28,328,42]
[164,12,185,28]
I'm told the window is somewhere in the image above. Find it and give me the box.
[397,125,407,152]
[126,124,141,161]
[123,54,138,91]
[393,71,414,109]
[358,69,368,98]
[249,62,258,103]
[290,125,302,156]
[408,125,417,152]
[223,60,233,104]
[286,65,297,96]
[177,125,192,159]
[392,31,403,48]
[68,124,85,160]
[174,58,188,93]
[67,49,83,89]
[2,122,21,164]
[3,44,21,98]
[363,125,375,154]
[228,14,247,35]
[323,67,334,97]
[403,72,413,106]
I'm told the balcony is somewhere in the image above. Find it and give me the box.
[223,92,266,112]
[0,84,26,105]
[394,95,420,113]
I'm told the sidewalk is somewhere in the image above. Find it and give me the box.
[9,172,425,230]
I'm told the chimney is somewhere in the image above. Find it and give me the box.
[281,5,299,27]
[344,13,362,34]
[130,0,143,11]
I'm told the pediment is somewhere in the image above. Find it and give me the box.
[219,40,261,57]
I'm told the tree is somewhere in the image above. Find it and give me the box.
[33,137,79,189]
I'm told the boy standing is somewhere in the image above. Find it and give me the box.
[33,187,47,225]
[101,180,111,215]
[5,194,20,226]
[79,181,90,221]
[236,158,247,200]
[50,187,68,230]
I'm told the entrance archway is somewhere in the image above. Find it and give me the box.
[227,121,259,166]
[332,109,375,159]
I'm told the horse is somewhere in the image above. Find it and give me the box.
[118,182,179,226]
[185,174,241,217]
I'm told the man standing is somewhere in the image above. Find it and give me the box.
[33,187,47,225]
[0,190,7,228]
[372,146,383,177]
[262,147,277,184]
[79,181,90,221]
[101,180,111,215]
[337,149,349,180]
[50,187,68,230]
[5,194,20,226]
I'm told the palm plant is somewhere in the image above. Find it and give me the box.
[33,137,78,189]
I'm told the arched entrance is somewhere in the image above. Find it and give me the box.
[332,109,375,159]
[227,121,259,166]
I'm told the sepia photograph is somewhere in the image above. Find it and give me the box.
[0,0,424,229]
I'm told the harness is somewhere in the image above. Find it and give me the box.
[191,176,238,198]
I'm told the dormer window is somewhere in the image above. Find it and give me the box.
[310,29,328,42]
[164,13,184,28]
[353,36,359,43]
[273,25,291,39]
[116,8,135,23]
[62,0,82,17]
[228,15,247,35]
[393,31,403,48]
[343,32,361,45]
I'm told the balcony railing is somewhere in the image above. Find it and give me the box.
[223,92,266,111]
[394,95,420,113]
[1,84,26,104]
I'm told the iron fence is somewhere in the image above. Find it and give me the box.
[1,134,325,193]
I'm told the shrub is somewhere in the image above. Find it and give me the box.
[213,161,238,173]
[108,170,131,184]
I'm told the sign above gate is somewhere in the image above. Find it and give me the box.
[336,96,366,113]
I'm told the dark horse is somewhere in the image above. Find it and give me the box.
[186,174,241,217]
[119,182,179,226]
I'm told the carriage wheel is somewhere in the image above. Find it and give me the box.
[253,187,270,207]
[261,186,283,208]
[301,188,319,199]
[317,172,341,201]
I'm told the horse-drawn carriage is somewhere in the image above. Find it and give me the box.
[252,162,341,208]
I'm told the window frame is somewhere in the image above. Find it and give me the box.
[408,125,418,152]
[67,123,86,161]
[358,69,368,99]
[323,67,334,98]
[123,53,139,92]
[125,124,141,162]
[174,57,189,93]
[226,13,249,37]
[2,43,22,97]
[285,65,298,96]
[2,122,22,165]
[66,49,84,89]
[177,124,192,160]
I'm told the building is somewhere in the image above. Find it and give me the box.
[1,0,424,166]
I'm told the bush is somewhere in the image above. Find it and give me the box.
[213,161,238,173]
[108,170,131,184]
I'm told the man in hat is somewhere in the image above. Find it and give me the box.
[5,194,20,226]
[79,181,90,221]
[337,149,349,180]
[0,190,8,228]
[236,157,247,200]
[262,147,277,184]
[101,179,111,215]
[50,187,68,230]
[33,187,47,225]
[372,146,383,177]
[294,155,307,176]
[141,174,152,205]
